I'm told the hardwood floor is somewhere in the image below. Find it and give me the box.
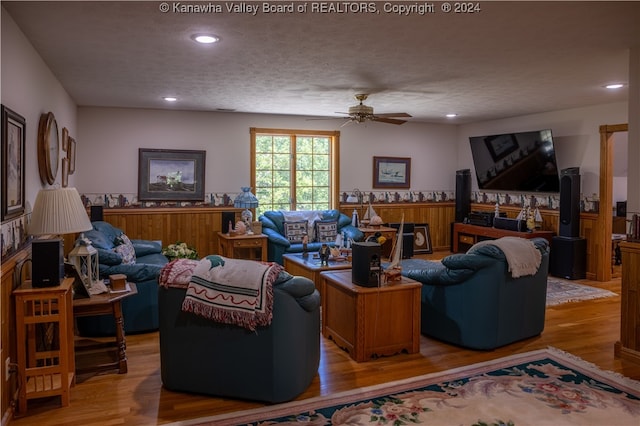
[9,252,640,426]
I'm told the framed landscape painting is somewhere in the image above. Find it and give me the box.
[1,105,26,221]
[373,156,411,189]
[138,148,206,201]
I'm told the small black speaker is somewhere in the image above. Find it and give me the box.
[559,167,581,238]
[352,242,381,287]
[90,205,104,222]
[32,239,64,287]
[455,169,471,223]
[221,212,235,233]
[493,217,527,232]
[549,236,586,280]
[617,201,627,217]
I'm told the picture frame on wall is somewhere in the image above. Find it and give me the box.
[138,148,206,201]
[413,223,432,254]
[1,105,26,221]
[373,156,411,189]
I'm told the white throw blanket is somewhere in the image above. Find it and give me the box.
[472,237,542,278]
[181,256,281,331]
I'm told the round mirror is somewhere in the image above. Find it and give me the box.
[37,112,60,185]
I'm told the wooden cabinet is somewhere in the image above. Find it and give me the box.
[615,241,640,364]
[320,270,421,362]
[452,223,554,253]
[13,278,75,413]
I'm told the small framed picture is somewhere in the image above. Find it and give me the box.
[413,223,432,254]
[373,156,411,189]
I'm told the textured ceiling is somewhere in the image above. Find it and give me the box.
[3,1,640,124]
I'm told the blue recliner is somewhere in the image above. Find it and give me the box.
[404,237,550,350]
[158,271,321,403]
[75,221,168,335]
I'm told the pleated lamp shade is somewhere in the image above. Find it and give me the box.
[29,187,92,236]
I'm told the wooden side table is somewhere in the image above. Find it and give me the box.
[73,283,137,375]
[13,278,75,413]
[320,270,421,362]
[217,232,267,261]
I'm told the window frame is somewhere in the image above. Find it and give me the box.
[250,127,341,212]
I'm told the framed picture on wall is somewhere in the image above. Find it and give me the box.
[373,156,411,188]
[413,223,432,254]
[138,148,206,201]
[1,105,26,221]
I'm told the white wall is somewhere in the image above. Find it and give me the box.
[1,8,77,211]
[457,102,629,197]
[77,107,458,199]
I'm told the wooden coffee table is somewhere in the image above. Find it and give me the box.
[73,283,137,374]
[282,253,352,301]
[320,270,421,362]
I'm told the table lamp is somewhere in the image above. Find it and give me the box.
[29,187,93,287]
[234,187,259,234]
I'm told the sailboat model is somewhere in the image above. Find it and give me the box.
[361,202,377,226]
[383,214,404,283]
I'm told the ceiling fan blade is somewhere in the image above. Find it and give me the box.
[373,117,408,125]
[374,112,412,118]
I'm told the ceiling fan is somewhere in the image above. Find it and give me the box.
[317,94,412,125]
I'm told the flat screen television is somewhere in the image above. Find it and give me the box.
[469,129,560,193]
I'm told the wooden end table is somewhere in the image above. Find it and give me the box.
[217,231,267,261]
[282,253,352,302]
[73,282,137,374]
[320,270,421,362]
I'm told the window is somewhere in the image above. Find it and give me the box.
[250,128,340,215]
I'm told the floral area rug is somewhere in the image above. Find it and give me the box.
[388,258,617,307]
[170,348,640,426]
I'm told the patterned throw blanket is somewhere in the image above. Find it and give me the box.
[181,255,282,331]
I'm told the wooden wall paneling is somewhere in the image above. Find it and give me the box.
[100,208,239,259]
[1,248,30,421]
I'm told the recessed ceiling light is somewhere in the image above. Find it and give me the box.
[605,83,625,89]
[163,97,178,102]
[446,113,458,118]
[191,34,220,44]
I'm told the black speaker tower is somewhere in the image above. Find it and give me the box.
[455,169,471,223]
[351,242,382,287]
[559,167,580,238]
[32,239,64,287]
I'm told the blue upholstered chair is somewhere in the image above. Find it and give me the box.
[404,237,550,350]
[75,221,168,335]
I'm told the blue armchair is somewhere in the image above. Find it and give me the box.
[159,271,321,403]
[404,237,550,350]
[75,221,169,335]
[259,210,364,264]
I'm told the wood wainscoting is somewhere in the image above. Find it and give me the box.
[340,202,599,279]
[1,248,31,423]
[63,207,241,260]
